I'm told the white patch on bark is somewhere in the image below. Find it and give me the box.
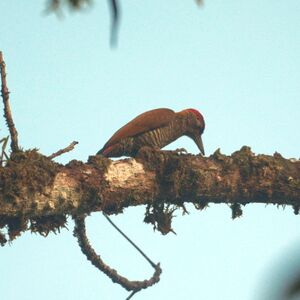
[105,159,146,188]
[49,172,81,210]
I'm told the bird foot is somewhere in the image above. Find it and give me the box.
[174,148,188,155]
[135,147,189,166]
[163,148,189,156]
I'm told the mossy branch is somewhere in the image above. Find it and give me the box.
[0,146,299,293]
[0,147,299,239]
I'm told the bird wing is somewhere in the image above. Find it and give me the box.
[102,108,175,149]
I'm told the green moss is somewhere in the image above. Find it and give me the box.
[30,215,67,236]
[144,203,176,235]
[65,159,85,168]
[231,146,256,179]
[0,149,60,203]
[0,230,7,246]
[194,198,209,210]
[230,203,243,219]
[211,148,227,161]
[293,205,300,215]
[138,149,199,234]
[0,149,62,244]
[6,216,28,241]
[87,155,111,172]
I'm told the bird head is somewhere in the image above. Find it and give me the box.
[179,108,205,155]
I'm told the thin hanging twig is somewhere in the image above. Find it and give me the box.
[103,213,157,268]
[0,52,19,153]
[126,290,137,300]
[73,215,162,297]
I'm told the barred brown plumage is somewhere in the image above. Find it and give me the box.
[97,108,205,157]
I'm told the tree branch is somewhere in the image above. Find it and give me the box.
[48,141,78,159]
[73,215,161,295]
[0,147,299,222]
[0,144,299,291]
[0,52,19,153]
[46,0,121,45]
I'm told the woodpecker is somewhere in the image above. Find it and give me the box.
[97,108,205,157]
[97,108,205,278]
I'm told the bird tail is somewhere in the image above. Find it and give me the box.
[96,145,114,157]
[96,148,104,155]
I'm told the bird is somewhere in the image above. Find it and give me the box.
[97,108,205,158]
[97,108,205,282]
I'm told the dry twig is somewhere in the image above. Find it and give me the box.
[0,136,9,166]
[48,141,78,159]
[45,0,120,45]
[0,52,19,153]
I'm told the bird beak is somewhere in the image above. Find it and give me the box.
[194,134,205,156]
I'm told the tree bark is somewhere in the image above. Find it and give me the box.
[0,146,299,232]
[1,145,299,292]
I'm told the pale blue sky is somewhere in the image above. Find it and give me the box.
[1,1,300,299]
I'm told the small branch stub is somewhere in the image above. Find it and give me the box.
[0,51,19,153]
[48,141,78,159]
